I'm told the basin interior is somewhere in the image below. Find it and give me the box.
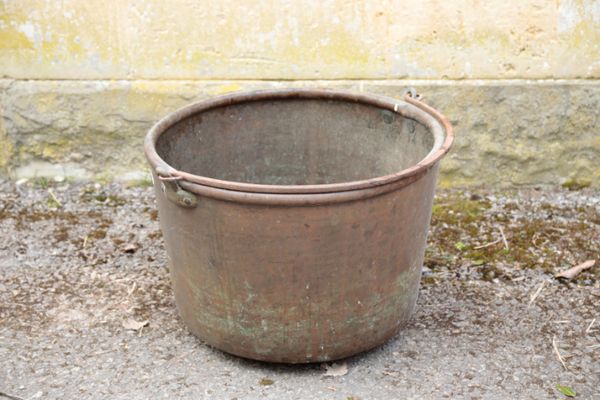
[156,98,435,186]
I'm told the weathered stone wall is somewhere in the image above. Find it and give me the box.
[1,0,599,186]
[4,0,600,80]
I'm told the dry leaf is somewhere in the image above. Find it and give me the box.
[122,318,148,331]
[323,362,348,377]
[555,260,595,280]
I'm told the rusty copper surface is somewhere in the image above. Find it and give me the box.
[144,88,453,363]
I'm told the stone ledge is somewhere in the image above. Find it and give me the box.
[1,79,599,187]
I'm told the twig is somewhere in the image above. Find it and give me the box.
[127,282,137,297]
[474,239,501,249]
[498,226,509,250]
[0,390,26,400]
[86,348,116,357]
[586,318,596,334]
[552,335,568,370]
[528,280,546,307]
[548,227,567,234]
[48,189,62,208]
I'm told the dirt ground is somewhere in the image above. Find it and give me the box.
[0,179,598,400]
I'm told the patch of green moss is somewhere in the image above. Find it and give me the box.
[431,196,491,226]
[426,190,599,281]
[420,276,439,285]
[562,179,592,191]
[31,177,50,189]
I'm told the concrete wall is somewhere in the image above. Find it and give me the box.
[1,0,599,186]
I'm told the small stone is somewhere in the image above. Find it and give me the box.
[69,152,85,162]
[122,243,138,254]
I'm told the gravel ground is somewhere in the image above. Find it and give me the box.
[0,180,598,400]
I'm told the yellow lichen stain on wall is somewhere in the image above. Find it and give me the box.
[0,11,34,50]
[0,31,32,50]
[0,5,107,71]
[208,84,243,95]
[30,92,57,114]
[18,137,68,161]
[0,28,34,51]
